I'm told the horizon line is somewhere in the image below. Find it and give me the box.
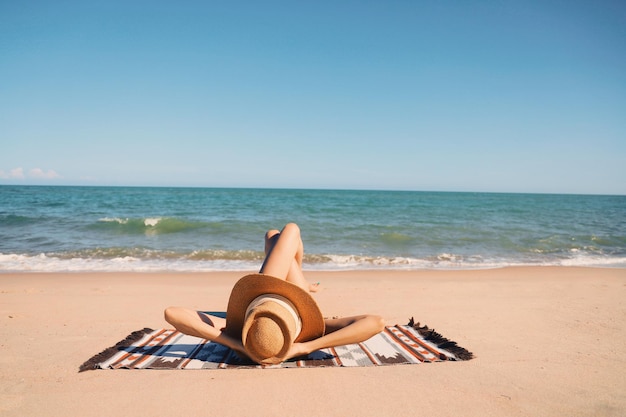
[0,183,624,197]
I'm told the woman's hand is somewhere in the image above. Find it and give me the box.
[287,342,309,360]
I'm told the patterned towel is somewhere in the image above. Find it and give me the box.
[80,320,473,371]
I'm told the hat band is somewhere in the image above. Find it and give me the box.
[245,294,302,338]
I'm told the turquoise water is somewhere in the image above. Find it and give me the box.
[1,185,624,272]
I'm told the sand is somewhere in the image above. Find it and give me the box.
[1,267,625,417]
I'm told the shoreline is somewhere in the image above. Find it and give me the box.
[2,261,626,275]
[2,266,625,416]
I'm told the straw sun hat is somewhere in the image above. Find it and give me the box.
[225,274,325,365]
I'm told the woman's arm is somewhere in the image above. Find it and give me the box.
[285,314,385,360]
[164,306,246,355]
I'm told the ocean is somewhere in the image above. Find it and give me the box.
[0,185,624,272]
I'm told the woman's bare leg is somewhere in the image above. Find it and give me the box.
[264,228,303,268]
[260,223,319,292]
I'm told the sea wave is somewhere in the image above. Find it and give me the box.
[0,252,261,273]
[1,250,624,273]
[50,247,267,262]
[0,214,45,226]
[94,217,213,235]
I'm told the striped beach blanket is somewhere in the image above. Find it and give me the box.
[80,320,472,371]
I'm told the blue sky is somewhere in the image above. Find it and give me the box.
[1,1,625,194]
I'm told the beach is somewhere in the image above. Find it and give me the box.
[1,266,624,416]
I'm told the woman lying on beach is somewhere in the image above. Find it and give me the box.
[164,223,385,365]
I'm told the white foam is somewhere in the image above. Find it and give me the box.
[1,252,625,273]
[144,218,161,227]
[99,217,128,224]
[560,254,626,268]
[0,253,260,273]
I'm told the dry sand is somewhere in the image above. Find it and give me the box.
[1,267,625,417]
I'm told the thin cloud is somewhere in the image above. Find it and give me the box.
[29,168,61,179]
[0,167,25,179]
[0,167,61,180]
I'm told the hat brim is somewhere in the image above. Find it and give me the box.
[225,274,325,343]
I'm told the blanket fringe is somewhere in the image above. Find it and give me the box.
[78,327,154,372]
[408,317,474,361]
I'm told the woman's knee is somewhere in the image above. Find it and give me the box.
[282,223,300,235]
[265,229,280,240]
[265,223,300,241]
[279,223,301,243]
[264,229,280,254]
